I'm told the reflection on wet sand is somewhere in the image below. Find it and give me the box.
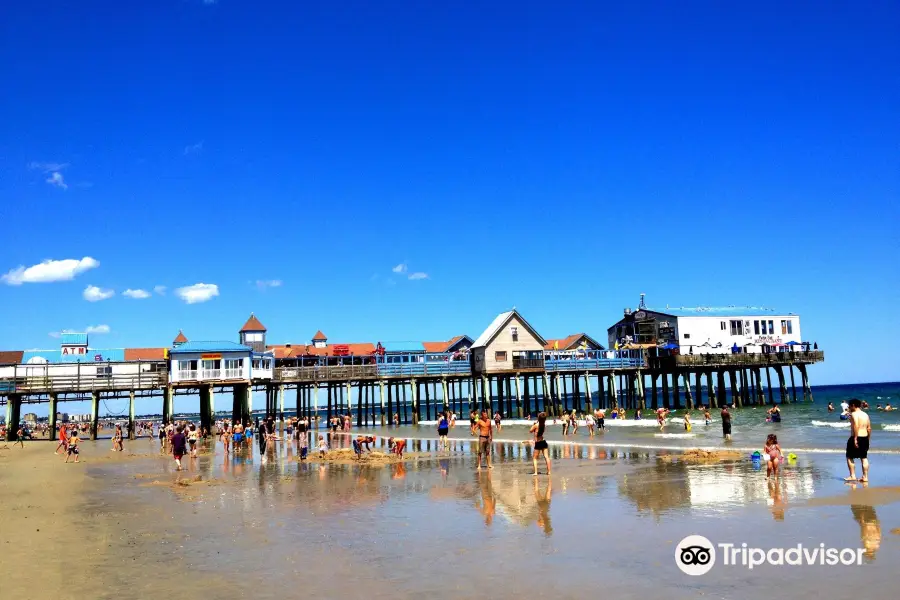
[851,503,882,560]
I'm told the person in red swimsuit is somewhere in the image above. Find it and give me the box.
[388,437,406,459]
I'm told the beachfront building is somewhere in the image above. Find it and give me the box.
[471,310,547,374]
[422,336,473,355]
[608,303,803,355]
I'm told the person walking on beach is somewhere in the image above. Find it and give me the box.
[584,411,595,437]
[721,406,732,441]
[64,429,80,463]
[188,424,200,458]
[15,426,25,448]
[172,426,187,471]
[112,424,124,452]
[475,410,493,470]
[55,424,69,455]
[493,411,502,432]
[846,398,872,483]
[570,410,579,435]
[764,433,783,479]
[561,411,570,435]
[529,412,551,476]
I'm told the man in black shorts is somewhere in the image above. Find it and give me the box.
[846,398,871,482]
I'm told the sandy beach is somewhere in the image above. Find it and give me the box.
[2,433,899,600]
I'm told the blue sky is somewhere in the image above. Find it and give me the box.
[1,0,898,389]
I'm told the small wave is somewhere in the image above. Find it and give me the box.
[883,424,900,432]
[669,417,718,425]
[655,433,697,439]
[811,420,850,428]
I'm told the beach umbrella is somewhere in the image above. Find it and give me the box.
[659,342,678,350]
[786,341,802,346]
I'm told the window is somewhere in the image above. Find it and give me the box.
[768,320,774,335]
[244,332,263,342]
[720,321,726,331]
[787,320,793,334]
[683,333,691,339]
[754,320,760,335]
[252,359,261,369]
[730,320,743,336]
[781,320,787,335]
[495,351,508,362]
[760,320,767,335]
[511,327,519,342]
[96,365,112,377]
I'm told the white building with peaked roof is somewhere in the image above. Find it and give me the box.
[471,310,547,374]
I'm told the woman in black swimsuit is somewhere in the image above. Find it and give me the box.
[529,412,551,476]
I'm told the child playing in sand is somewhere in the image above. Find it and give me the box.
[388,437,407,459]
[764,433,783,479]
[317,435,328,458]
[65,429,80,463]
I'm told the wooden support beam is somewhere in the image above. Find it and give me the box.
[90,391,100,440]
[789,365,798,403]
[49,393,59,441]
[798,364,813,402]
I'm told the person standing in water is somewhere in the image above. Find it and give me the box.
[721,406,732,441]
[529,412,551,476]
[764,433,783,479]
[475,410,493,470]
[846,398,872,483]
[437,411,450,453]
[683,411,692,432]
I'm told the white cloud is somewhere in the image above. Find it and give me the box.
[2,257,100,285]
[46,171,68,190]
[392,263,408,274]
[184,140,204,155]
[29,161,69,172]
[255,279,282,290]
[83,285,114,302]
[86,324,110,334]
[48,331,60,338]
[176,283,219,304]
[153,285,167,295]
[123,288,151,299]
[408,272,429,280]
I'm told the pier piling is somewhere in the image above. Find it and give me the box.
[49,393,58,441]
[5,395,22,441]
[90,392,100,440]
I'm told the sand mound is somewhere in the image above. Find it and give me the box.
[308,448,397,464]
[660,449,743,463]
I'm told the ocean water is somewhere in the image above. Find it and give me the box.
[278,381,900,454]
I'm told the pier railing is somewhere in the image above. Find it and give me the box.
[543,350,645,372]
[651,350,825,369]
[0,371,168,394]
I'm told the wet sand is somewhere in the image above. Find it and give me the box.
[2,434,899,599]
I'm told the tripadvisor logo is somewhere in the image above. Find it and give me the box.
[676,535,716,576]
[675,536,865,575]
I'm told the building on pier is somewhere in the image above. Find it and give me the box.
[169,341,274,384]
[608,304,803,355]
[471,310,547,374]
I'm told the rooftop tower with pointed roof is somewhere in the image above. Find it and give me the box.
[312,330,327,349]
[239,313,267,352]
[173,330,188,347]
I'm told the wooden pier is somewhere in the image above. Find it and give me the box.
[1,350,824,441]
